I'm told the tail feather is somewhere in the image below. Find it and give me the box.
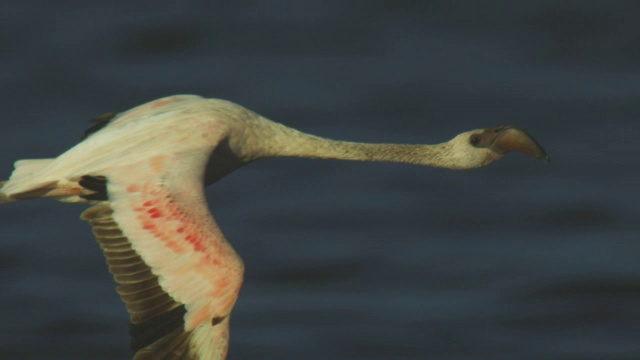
[0,181,12,204]
[1,159,56,199]
[2,159,96,204]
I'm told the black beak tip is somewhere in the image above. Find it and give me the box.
[540,153,551,164]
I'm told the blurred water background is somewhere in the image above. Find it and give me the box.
[1,1,639,359]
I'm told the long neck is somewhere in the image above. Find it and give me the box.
[240,118,454,169]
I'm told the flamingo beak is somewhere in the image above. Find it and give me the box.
[478,126,550,163]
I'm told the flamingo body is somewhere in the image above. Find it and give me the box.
[0,95,549,359]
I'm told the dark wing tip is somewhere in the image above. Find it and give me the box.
[130,305,187,351]
[81,112,118,140]
[79,175,108,201]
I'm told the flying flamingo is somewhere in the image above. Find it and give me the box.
[0,95,549,359]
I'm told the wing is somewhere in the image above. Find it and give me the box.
[80,152,244,360]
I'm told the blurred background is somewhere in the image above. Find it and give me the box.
[1,1,639,359]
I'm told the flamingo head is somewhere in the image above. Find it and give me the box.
[446,126,550,169]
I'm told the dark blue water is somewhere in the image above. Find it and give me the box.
[1,2,639,359]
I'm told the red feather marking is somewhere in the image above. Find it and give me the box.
[130,183,229,267]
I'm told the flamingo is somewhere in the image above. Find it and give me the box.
[0,94,549,359]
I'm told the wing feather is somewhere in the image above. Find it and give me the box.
[79,151,243,359]
[82,203,234,359]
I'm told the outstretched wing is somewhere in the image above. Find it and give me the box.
[80,151,244,360]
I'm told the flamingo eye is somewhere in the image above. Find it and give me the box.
[469,134,481,146]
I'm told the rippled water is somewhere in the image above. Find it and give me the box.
[1,2,639,359]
